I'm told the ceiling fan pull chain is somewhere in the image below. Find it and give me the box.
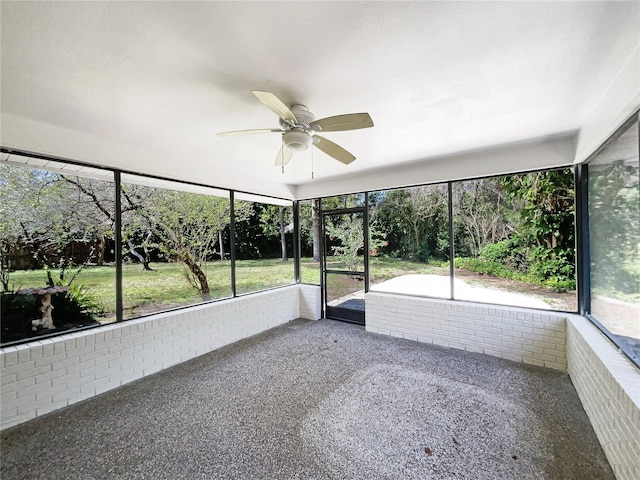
[311,146,314,180]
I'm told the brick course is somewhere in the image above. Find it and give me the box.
[366,292,567,370]
[1,285,321,430]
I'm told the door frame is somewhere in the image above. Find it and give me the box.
[321,206,369,325]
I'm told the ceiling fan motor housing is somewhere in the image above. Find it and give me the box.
[284,129,312,151]
[282,104,315,151]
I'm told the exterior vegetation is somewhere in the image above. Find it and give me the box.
[367,169,576,292]
[0,162,590,344]
[0,164,299,342]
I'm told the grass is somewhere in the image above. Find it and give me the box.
[4,256,591,320]
[3,257,447,314]
[5,259,320,320]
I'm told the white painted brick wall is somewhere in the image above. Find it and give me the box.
[567,315,640,480]
[366,292,567,370]
[299,284,321,320]
[0,285,301,430]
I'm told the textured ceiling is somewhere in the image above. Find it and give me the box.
[1,1,638,198]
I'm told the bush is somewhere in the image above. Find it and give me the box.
[1,286,101,344]
[528,246,576,292]
[454,257,515,278]
[54,283,105,320]
[480,239,529,273]
[0,293,40,341]
[478,240,512,263]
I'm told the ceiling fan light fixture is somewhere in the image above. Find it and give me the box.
[283,130,311,151]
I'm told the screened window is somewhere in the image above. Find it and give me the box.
[299,199,321,285]
[120,175,232,318]
[587,116,639,360]
[453,171,576,310]
[234,193,295,295]
[368,186,451,298]
[1,157,116,343]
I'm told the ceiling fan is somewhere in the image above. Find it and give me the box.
[217,91,373,167]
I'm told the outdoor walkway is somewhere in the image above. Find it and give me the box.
[1,319,613,479]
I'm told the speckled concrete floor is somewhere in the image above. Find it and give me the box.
[1,319,614,479]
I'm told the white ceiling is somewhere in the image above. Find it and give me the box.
[1,1,638,199]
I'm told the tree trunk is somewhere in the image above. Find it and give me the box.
[97,235,105,266]
[412,222,421,255]
[126,238,154,271]
[312,198,321,262]
[279,206,288,262]
[141,231,154,270]
[218,228,225,261]
[182,251,211,301]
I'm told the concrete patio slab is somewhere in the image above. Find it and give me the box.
[371,274,550,309]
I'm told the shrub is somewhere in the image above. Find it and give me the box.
[454,257,514,278]
[0,293,39,341]
[1,285,101,343]
[479,239,529,274]
[479,240,512,263]
[528,246,576,292]
[52,284,105,322]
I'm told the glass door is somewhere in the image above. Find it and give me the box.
[322,208,367,325]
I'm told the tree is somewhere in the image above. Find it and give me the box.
[58,175,115,266]
[121,184,238,301]
[587,162,639,297]
[369,186,448,261]
[325,212,387,272]
[259,204,292,262]
[308,195,360,263]
[500,169,576,289]
[452,179,512,257]
[3,162,255,302]
[0,166,115,288]
[0,164,26,290]
[312,199,321,262]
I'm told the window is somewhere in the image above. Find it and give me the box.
[453,170,577,310]
[1,157,116,343]
[299,199,320,285]
[368,186,451,298]
[120,175,232,318]
[587,116,639,360]
[233,193,295,294]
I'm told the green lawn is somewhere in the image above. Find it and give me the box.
[5,259,321,320]
[4,257,447,314]
[6,256,578,321]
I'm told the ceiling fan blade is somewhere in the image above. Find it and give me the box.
[274,144,294,166]
[310,113,373,132]
[313,135,356,165]
[217,128,283,137]
[252,90,297,126]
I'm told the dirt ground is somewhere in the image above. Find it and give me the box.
[454,269,578,312]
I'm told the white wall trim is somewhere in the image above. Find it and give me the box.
[574,46,640,164]
[291,135,576,199]
[566,315,640,480]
